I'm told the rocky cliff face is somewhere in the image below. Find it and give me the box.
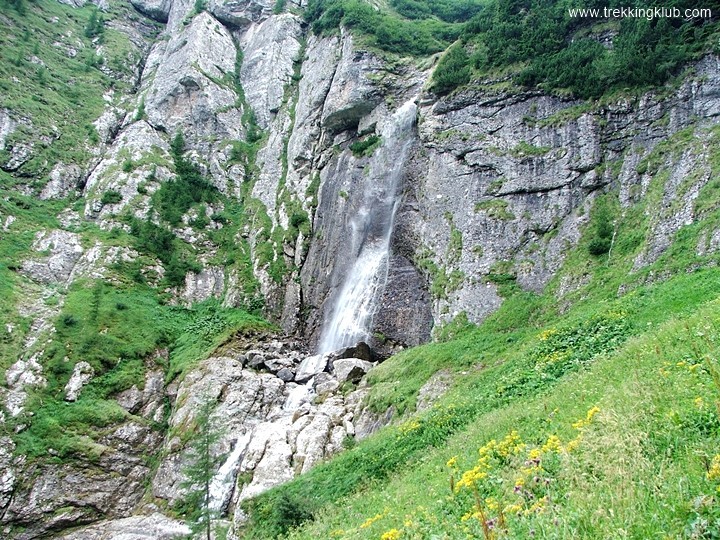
[2,0,720,537]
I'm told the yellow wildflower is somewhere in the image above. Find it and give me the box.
[485,497,499,512]
[361,513,385,529]
[455,464,488,490]
[707,454,720,481]
[498,430,525,456]
[541,434,562,453]
[525,496,548,515]
[539,328,557,341]
[461,510,483,522]
[586,406,600,421]
[399,420,421,435]
[677,361,687,367]
[695,397,705,409]
[565,435,582,453]
[446,456,458,468]
[572,406,600,429]
[689,363,701,372]
[381,529,402,540]
[479,439,498,457]
[503,503,523,515]
[527,448,542,461]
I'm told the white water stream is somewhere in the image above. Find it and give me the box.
[317,99,418,354]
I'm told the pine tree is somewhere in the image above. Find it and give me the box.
[181,395,223,540]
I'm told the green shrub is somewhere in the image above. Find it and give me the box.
[84,8,104,40]
[304,0,453,56]
[153,132,219,225]
[431,42,471,95]
[349,135,381,157]
[587,197,614,256]
[273,0,286,14]
[100,190,122,205]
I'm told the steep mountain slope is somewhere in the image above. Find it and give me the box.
[0,0,719,538]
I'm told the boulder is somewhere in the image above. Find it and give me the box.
[64,361,95,402]
[294,354,327,382]
[332,358,374,383]
[333,341,373,362]
[130,0,171,22]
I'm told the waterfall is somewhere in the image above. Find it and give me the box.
[208,433,250,512]
[317,99,418,354]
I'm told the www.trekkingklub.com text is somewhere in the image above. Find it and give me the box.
[568,6,712,20]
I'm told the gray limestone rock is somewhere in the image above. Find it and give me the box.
[182,266,225,304]
[277,367,295,382]
[208,0,273,29]
[5,353,46,417]
[64,361,95,402]
[40,162,83,200]
[144,13,242,140]
[55,513,190,540]
[294,354,327,382]
[130,0,172,22]
[0,108,17,150]
[239,13,302,129]
[332,358,374,383]
[416,369,453,412]
[321,32,383,134]
[333,341,373,362]
[19,230,83,285]
[0,437,16,511]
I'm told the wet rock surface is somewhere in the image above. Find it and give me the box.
[151,336,389,528]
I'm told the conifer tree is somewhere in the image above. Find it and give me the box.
[181,395,223,540]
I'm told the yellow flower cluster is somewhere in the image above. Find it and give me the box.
[539,328,558,341]
[525,496,548,515]
[399,419,421,435]
[503,503,523,515]
[541,434,562,453]
[380,528,402,540]
[455,456,490,490]
[571,405,601,430]
[360,512,385,529]
[707,454,720,481]
[460,510,482,522]
[542,350,571,365]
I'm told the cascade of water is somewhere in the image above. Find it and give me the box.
[317,99,418,354]
[208,433,250,512]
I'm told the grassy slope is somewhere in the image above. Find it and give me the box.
[240,121,720,537]
[0,0,145,177]
[0,1,273,464]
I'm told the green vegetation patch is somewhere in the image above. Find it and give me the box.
[474,199,515,220]
[304,0,460,56]
[0,0,143,178]
[429,0,718,97]
[284,300,720,539]
[349,134,381,158]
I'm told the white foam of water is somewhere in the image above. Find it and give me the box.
[208,432,250,512]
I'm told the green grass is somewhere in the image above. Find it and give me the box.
[167,299,274,382]
[281,299,720,539]
[9,281,272,460]
[0,0,141,178]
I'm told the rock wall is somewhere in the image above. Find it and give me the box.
[3,0,720,537]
